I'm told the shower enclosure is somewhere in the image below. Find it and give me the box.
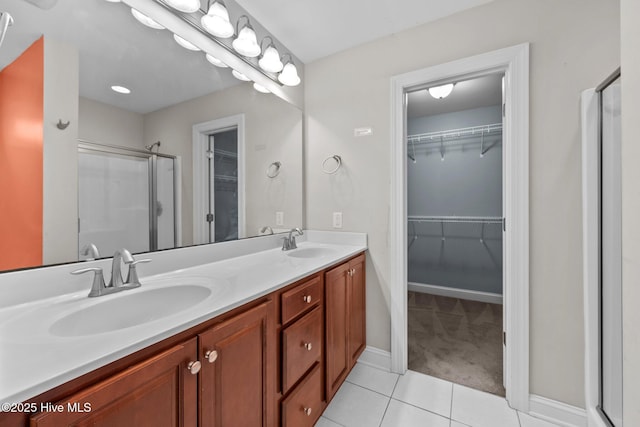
[77,141,178,259]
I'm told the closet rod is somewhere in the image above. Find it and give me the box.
[407,123,502,145]
[408,215,502,224]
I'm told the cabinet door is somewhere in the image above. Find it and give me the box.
[30,338,198,427]
[199,301,273,427]
[348,255,366,365]
[325,262,350,400]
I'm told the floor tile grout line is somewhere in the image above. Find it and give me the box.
[388,396,452,421]
[449,382,454,419]
[320,414,347,427]
[516,409,522,427]
[344,378,398,399]
[377,395,393,427]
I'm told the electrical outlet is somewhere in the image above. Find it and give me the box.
[332,212,343,229]
[276,211,284,226]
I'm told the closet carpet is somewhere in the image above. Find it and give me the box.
[408,291,505,396]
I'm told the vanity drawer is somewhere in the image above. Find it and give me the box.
[281,275,322,325]
[281,363,322,427]
[282,306,322,392]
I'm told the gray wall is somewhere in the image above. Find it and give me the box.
[407,105,502,294]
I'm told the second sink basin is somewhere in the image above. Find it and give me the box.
[286,247,335,259]
[50,284,212,337]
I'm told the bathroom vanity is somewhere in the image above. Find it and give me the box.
[0,233,366,427]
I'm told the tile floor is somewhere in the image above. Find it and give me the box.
[315,363,561,427]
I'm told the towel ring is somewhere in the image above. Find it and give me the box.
[266,161,281,178]
[322,155,342,174]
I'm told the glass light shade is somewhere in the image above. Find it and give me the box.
[201,2,234,38]
[164,0,200,13]
[205,53,228,68]
[428,83,454,99]
[258,45,283,73]
[253,83,270,93]
[231,69,251,82]
[173,34,200,51]
[131,8,164,30]
[232,25,260,57]
[278,62,300,86]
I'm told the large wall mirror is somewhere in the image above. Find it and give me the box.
[0,0,303,272]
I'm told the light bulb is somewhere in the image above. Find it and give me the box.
[278,61,300,86]
[231,70,251,82]
[205,53,228,68]
[164,0,200,13]
[201,1,234,38]
[258,44,283,73]
[232,18,260,57]
[173,34,200,51]
[253,83,270,93]
[131,8,164,30]
[428,83,455,99]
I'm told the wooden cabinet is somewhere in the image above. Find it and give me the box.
[325,254,366,400]
[30,338,198,427]
[199,301,274,427]
[280,364,323,427]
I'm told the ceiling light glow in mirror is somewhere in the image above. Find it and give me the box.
[163,0,200,13]
[173,33,200,51]
[201,0,234,38]
[131,8,164,29]
[253,83,270,93]
[231,69,250,81]
[205,53,228,67]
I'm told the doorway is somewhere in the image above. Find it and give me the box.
[390,44,530,410]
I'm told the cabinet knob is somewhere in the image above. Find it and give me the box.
[205,350,218,363]
[187,360,201,375]
[303,295,312,304]
[303,407,312,416]
[304,342,313,351]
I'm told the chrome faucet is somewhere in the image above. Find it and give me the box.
[80,243,100,260]
[282,228,303,251]
[71,248,151,297]
[260,226,274,235]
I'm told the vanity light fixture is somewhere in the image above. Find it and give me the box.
[253,83,270,93]
[231,69,251,82]
[232,15,261,58]
[258,37,283,73]
[163,0,200,14]
[201,0,234,38]
[131,8,164,30]
[173,34,200,51]
[278,54,300,87]
[428,83,455,99]
[111,85,131,94]
[205,53,228,68]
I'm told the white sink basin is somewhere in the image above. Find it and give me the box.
[286,247,335,259]
[50,284,212,337]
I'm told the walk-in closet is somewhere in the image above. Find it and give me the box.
[406,73,505,396]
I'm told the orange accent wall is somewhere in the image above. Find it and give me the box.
[0,37,44,270]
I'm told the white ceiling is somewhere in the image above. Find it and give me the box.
[235,0,494,63]
[407,73,503,118]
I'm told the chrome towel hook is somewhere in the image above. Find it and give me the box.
[322,155,342,174]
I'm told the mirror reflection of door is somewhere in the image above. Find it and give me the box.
[207,129,239,243]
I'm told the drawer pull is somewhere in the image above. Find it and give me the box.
[187,360,201,375]
[303,295,312,304]
[303,407,312,416]
[205,350,218,363]
[304,342,313,351]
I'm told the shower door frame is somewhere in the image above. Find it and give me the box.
[77,140,180,253]
[390,43,530,411]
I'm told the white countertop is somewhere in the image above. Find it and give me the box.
[0,232,366,404]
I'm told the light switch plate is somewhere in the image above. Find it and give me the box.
[332,212,343,229]
[276,211,284,226]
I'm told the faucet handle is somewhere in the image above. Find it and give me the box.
[71,267,106,298]
[125,258,151,287]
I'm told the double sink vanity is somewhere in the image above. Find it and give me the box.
[0,231,367,426]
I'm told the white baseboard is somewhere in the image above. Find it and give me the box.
[357,346,392,372]
[529,395,587,427]
[408,282,503,305]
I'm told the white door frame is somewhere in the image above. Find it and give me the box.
[390,43,530,411]
[192,115,246,244]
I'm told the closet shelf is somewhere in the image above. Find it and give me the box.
[408,215,502,224]
[212,149,238,159]
[214,174,238,183]
[407,123,502,145]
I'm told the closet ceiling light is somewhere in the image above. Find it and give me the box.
[205,53,228,68]
[201,0,234,38]
[428,83,455,99]
[253,83,270,93]
[258,37,283,73]
[232,16,261,58]
[131,8,164,30]
[278,55,300,87]
[173,34,200,51]
[164,0,200,14]
[231,69,251,82]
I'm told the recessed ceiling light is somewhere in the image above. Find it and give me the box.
[173,34,200,51]
[131,8,164,30]
[253,83,270,94]
[205,53,228,68]
[111,85,131,94]
[231,70,251,82]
